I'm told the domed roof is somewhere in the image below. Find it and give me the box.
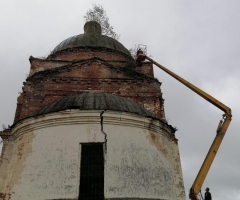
[51,21,131,56]
[33,92,154,118]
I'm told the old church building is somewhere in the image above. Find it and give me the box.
[0,21,185,200]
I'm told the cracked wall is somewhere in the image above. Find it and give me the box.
[0,111,185,200]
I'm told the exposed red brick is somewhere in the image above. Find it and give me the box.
[13,103,22,123]
[14,48,166,124]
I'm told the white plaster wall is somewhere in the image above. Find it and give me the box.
[0,110,185,200]
[105,124,175,199]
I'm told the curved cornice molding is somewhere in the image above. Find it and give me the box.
[10,110,175,141]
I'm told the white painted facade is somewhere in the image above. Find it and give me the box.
[0,110,185,200]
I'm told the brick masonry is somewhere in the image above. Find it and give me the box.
[14,48,166,123]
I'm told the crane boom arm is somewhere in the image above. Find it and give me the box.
[145,56,231,117]
[137,54,232,200]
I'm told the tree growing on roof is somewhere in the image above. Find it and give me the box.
[84,4,120,40]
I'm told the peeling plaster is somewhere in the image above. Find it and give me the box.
[0,111,185,200]
[4,132,35,198]
[147,132,168,158]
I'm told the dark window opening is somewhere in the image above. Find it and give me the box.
[79,144,104,200]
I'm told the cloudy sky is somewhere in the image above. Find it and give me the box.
[0,1,239,199]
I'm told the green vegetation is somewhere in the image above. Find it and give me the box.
[84,4,120,40]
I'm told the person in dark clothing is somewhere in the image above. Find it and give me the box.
[204,187,212,200]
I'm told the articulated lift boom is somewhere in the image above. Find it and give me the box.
[136,50,232,200]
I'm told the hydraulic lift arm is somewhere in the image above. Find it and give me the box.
[136,52,232,200]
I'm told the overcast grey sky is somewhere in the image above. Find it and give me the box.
[0,1,239,199]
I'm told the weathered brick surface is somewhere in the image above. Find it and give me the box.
[14,48,166,123]
[29,57,70,76]
[135,61,154,77]
[47,47,132,62]
[13,103,22,123]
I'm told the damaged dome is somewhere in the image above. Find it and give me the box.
[33,92,155,118]
[51,21,131,56]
